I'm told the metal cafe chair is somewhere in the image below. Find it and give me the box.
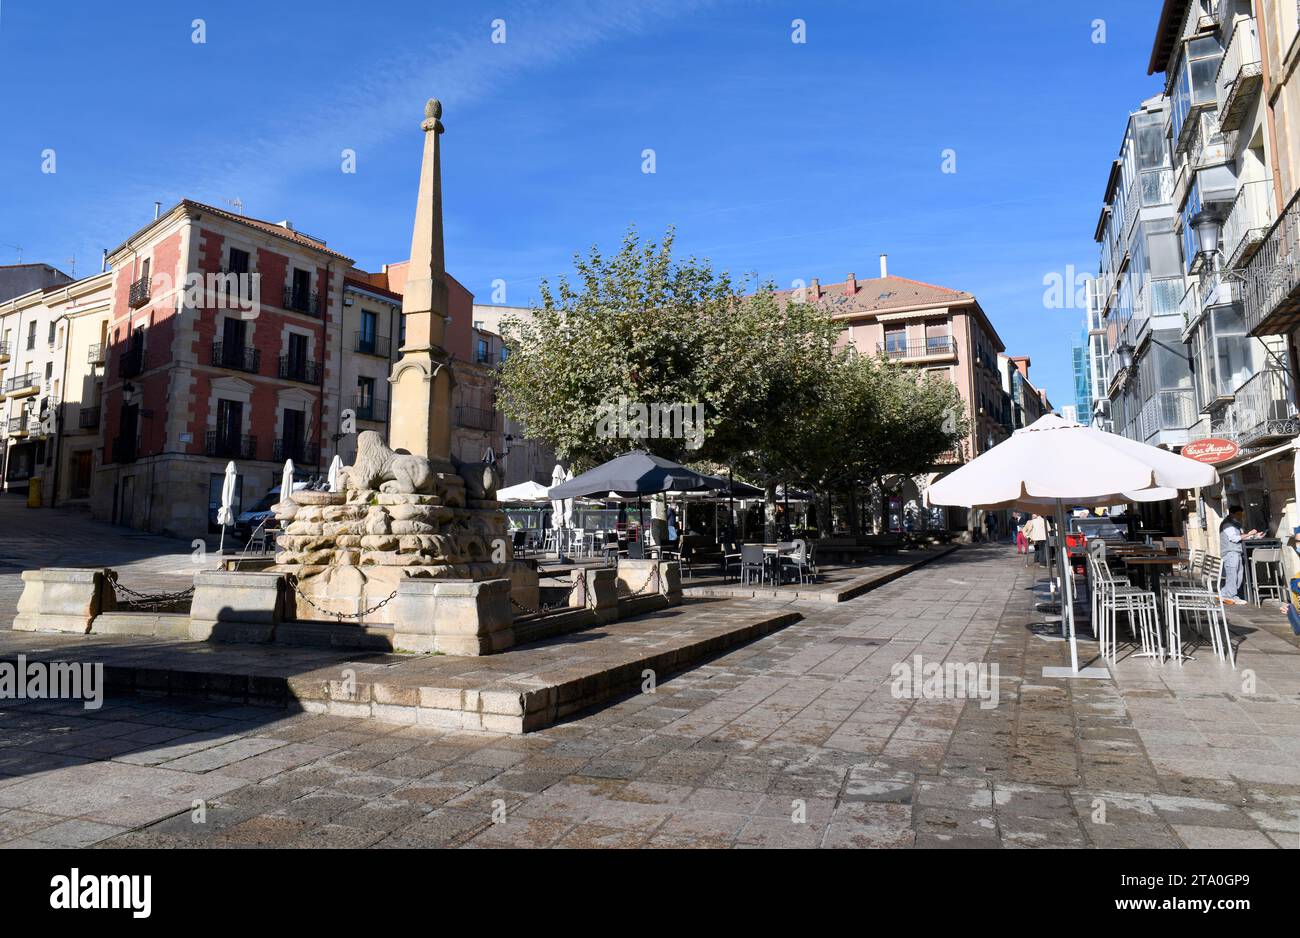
[1093,559,1161,662]
[740,544,766,585]
[721,542,743,581]
[1249,548,1286,606]
[1164,555,1234,667]
[778,539,814,584]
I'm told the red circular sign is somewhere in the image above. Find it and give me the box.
[1182,438,1239,464]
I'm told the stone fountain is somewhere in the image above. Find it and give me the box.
[268,97,536,652]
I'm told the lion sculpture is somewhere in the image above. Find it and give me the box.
[342,430,436,495]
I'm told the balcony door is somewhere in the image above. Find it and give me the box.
[222,318,246,370]
[287,333,308,375]
[357,376,376,420]
[360,310,377,354]
[283,407,306,460]
[217,399,242,451]
[884,326,906,355]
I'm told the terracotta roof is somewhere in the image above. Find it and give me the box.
[180,200,353,261]
[777,274,974,314]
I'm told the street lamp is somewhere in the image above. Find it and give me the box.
[1114,341,1136,372]
[1190,207,1224,260]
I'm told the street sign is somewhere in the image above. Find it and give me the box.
[1182,437,1239,464]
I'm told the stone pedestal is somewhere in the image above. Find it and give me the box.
[189,570,284,642]
[12,568,114,633]
[392,577,513,655]
[571,567,619,622]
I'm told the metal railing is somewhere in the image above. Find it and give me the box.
[1241,186,1300,335]
[283,286,320,316]
[205,431,258,460]
[119,345,144,378]
[273,438,320,464]
[211,341,261,374]
[1217,14,1262,131]
[875,337,957,360]
[3,372,39,394]
[7,416,29,435]
[1223,178,1274,268]
[78,406,100,430]
[128,275,151,308]
[354,332,390,357]
[1233,365,1300,447]
[277,355,322,383]
[352,394,387,422]
[456,405,498,432]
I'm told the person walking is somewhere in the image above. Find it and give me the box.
[984,512,998,543]
[1014,513,1028,555]
[1026,514,1049,567]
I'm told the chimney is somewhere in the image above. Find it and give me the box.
[153,201,161,220]
[1010,355,1031,379]
[100,249,108,273]
[845,273,857,296]
[879,254,888,278]
[809,277,821,300]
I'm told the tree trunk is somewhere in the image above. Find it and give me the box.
[764,482,778,542]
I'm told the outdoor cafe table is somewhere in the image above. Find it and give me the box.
[1120,554,1186,600]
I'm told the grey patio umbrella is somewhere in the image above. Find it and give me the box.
[548,450,714,499]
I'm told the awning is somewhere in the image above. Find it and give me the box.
[1212,440,1294,475]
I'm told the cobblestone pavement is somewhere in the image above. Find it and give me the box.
[1,544,1297,848]
[0,500,221,621]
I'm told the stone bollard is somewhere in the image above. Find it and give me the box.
[12,568,114,633]
[189,570,284,642]
[393,577,514,656]
[657,560,683,604]
[572,567,619,623]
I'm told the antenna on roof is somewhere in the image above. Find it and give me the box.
[228,197,244,216]
[0,242,21,264]
[65,255,76,278]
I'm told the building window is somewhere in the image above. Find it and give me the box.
[27,322,36,350]
[924,320,950,352]
[884,325,906,354]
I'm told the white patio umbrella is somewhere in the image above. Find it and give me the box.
[280,459,296,507]
[216,460,238,553]
[562,468,576,528]
[327,454,343,493]
[496,480,551,503]
[927,415,1217,678]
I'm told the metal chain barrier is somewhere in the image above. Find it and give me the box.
[286,574,397,623]
[511,576,587,618]
[104,570,195,610]
[616,564,659,598]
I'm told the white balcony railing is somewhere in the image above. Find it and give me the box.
[1232,364,1300,447]
[1223,177,1275,268]
[1140,389,1198,443]
[1217,15,1263,131]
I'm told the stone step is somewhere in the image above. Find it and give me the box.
[0,599,801,734]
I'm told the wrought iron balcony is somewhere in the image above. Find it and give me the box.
[119,345,144,378]
[273,438,320,465]
[7,416,29,436]
[1232,365,1299,448]
[283,286,320,316]
[455,405,498,432]
[1240,187,1300,336]
[111,436,138,464]
[87,343,104,365]
[875,337,957,361]
[3,372,39,397]
[1217,15,1263,132]
[211,341,261,374]
[128,275,151,309]
[1223,178,1274,269]
[205,430,258,460]
[78,406,100,430]
[352,393,387,422]
[354,332,390,357]
[277,355,322,383]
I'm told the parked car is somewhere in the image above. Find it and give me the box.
[234,482,311,541]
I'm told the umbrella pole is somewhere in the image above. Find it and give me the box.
[1054,499,1079,675]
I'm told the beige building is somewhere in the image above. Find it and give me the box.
[0,271,111,507]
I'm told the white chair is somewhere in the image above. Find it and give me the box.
[1093,559,1162,661]
[1249,548,1285,606]
[1164,555,1234,667]
[740,544,766,585]
[778,539,813,584]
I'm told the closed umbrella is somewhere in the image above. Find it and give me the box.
[217,461,238,553]
[327,454,343,493]
[280,459,296,507]
[927,414,1217,678]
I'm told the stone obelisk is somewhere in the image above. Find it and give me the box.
[390,98,455,473]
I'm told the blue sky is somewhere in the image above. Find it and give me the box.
[0,0,1168,405]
